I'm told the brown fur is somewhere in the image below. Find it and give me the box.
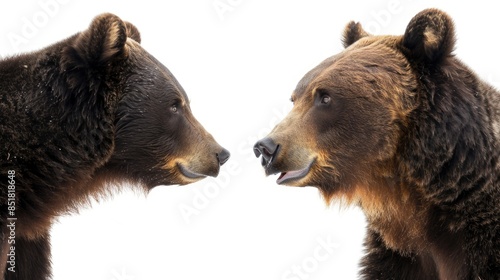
[255,8,500,279]
[1,13,229,279]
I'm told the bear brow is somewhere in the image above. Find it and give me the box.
[295,55,339,94]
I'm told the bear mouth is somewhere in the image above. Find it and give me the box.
[177,163,207,181]
[275,160,315,185]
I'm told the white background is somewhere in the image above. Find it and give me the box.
[1,1,498,279]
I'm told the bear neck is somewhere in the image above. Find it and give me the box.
[398,59,500,207]
[358,58,500,261]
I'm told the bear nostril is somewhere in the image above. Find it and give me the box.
[253,147,262,158]
[216,148,231,166]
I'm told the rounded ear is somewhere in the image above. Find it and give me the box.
[124,21,141,44]
[342,21,370,48]
[61,13,128,73]
[74,13,128,65]
[60,13,136,96]
[402,9,455,63]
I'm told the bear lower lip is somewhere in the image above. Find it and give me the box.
[276,160,315,185]
[177,164,207,180]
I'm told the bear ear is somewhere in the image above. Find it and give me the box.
[402,9,455,63]
[342,21,370,48]
[124,21,141,44]
[64,13,128,69]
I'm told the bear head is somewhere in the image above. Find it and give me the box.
[254,9,491,204]
[60,13,230,189]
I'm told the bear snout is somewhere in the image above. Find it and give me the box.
[253,137,279,168]
[216,148,231,166]
[177,147,229,180]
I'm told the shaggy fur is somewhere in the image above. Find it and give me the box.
[1,13,229,279]
[254,9,499,279]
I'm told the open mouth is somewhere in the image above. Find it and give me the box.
[275,159,315,185]
[177,163,207,180]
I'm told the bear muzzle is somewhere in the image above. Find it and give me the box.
[176,147,230,182]
[253,137,279,168]
[254,137,315,185]
[216,148,231,166]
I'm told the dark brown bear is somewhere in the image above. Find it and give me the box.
[254,9,499,279]
[0,14,229,280]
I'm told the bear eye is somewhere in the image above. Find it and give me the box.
[170,104,178,113]
[320,95,331,105]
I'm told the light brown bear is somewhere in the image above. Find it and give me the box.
[255,9,499,279]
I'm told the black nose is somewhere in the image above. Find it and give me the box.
[253,138,279,167]
[216,148,230,166]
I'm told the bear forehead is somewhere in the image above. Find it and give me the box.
[293,36,408,100]
[127,41,190,103]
